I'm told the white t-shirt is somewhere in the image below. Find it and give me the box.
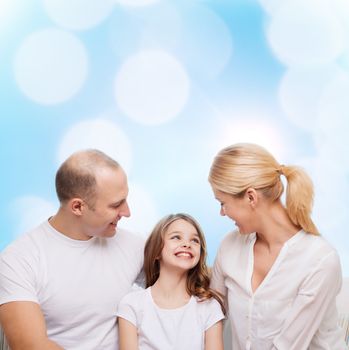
[0,220,144,350]
[117,287,225,350]
[211,230,347,350]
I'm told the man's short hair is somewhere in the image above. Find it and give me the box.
[55,149,120,208]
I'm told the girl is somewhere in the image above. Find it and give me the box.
[117,213,225,350]
[209,143,346,350]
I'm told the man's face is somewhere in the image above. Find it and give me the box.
[82,167,130,238]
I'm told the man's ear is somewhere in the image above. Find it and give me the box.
[70,198,84,216]
[245,188,258,208]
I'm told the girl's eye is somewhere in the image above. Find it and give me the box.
[192,238,200,244]
[171,235,180,240]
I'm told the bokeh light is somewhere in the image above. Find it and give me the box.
[115,50,190,125]
[14,28,88,104]
[43,0,115,31]
[58,119,132,172]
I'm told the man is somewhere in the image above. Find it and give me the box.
[0,149,144,349]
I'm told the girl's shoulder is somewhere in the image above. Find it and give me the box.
[194,296,223,312]
[119,286,148,306]
[193,297,225,326]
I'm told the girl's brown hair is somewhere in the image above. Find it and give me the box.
[144,213,226,314]
[209,143,319,235]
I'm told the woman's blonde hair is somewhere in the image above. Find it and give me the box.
[209,143,319,235]
[144,213,226,313]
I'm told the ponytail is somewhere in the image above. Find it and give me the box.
[281,165,319,235]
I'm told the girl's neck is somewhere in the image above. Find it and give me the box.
[151,268,191,309]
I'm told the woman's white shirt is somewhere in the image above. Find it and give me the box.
[117,287,224,350]
[211,230,347,350]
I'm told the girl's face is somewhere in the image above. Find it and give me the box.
[160,219,201,271]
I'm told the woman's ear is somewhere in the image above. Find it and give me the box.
[245,188,258,208]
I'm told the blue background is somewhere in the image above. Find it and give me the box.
[1,0,348,275]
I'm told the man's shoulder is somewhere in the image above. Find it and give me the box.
[113,227,145,247]
[1,221,48,257]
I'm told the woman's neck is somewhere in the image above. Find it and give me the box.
[151,268,191,309]
[256,201,300,251]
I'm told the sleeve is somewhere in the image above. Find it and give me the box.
[272,251,343,350]
[116,292,139,327]
[124,232,145,287]
[210,242,228,299]
[203,298,225,331]
[0,244,39,305]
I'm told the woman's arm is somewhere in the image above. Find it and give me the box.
[272,251,343,350]
[118,317,138,350]
[205,320,224,350]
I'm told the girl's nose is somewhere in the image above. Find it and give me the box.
[181,241,190,248]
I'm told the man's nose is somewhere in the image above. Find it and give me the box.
[121,201,131,217]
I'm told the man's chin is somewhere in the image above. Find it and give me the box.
[100,224,118,237]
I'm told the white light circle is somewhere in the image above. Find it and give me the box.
[257,0,284,16]
[109,2,181,59]
[216,117,287,161]
[279,65,341,130]
[179,5,233,79]
[115,50,190,125]
[14,28,88,105]
[43,0,115,31]
[315,72,349,170]
[10,196,57,238]
[0,0,17,29]
[311,156,349,233]
[267,0,344,66]
[318,72,349,142]
[115,0,159,7]
[120,182,159,237]
[58,119,132,172]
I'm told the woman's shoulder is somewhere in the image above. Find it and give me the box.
[299,231,338,256]
[218,230,254,250]
[294,231,341,271]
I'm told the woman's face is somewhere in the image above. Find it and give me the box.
[213,189,256,234]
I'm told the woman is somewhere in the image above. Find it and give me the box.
[209,143,346,350]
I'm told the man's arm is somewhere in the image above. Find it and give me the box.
[0,301,64,350]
